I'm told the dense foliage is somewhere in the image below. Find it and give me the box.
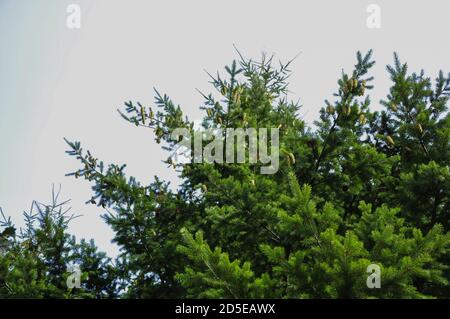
[0,187,117,298]
[1,51,449,298]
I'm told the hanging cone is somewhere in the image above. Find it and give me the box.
[359,114,366,125]
[386,135,395,146]
[417,123,423,134]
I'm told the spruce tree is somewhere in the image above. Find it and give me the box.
[0,187,116,298]
[3,50,448,298]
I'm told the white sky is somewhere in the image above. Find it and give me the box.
[1,0,450,256]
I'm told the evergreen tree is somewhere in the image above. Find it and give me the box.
[3,50,448,298]
[0,187,116,298]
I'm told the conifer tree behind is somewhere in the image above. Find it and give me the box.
[0,187,117,298]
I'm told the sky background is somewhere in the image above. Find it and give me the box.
[1,0,450,257]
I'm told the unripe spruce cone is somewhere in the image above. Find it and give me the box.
[417,123,423,134]
[345,78,360,94]
[346,79,353,91]
[155,127,164,138]
[358,86,365,96]
[155,127,164,143]
[359,114,366,125]
[233,91,241,105]
[342,82,349,94]
[326,105,335,115]
[341,105,351,116]
[286,152,296,165]
[386,135,395,146]
[220,86,228,96]
[140,105,146,125]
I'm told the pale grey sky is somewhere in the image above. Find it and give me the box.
[1,0,450,256]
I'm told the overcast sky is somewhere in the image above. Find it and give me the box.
[1,0,450,256]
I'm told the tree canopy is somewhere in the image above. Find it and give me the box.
[1,50,449,298]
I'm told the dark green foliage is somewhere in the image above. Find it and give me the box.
[63,50,450,298]
[0,187,117,298]
[2,50,449,298]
